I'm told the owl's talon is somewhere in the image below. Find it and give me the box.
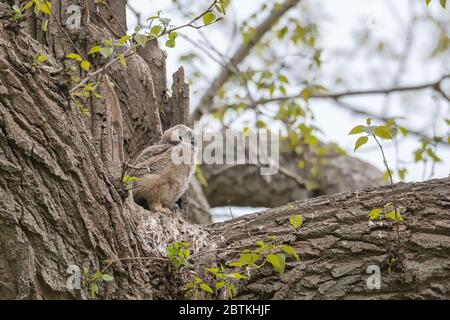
[158,207,172,214]
[153,204,172,214]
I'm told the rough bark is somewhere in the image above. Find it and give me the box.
[0,0,208,299]
[0,1,449,301]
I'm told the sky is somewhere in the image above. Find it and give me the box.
[126,0,449,221]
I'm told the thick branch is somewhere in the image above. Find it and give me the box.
[200,137,384,208]
[205,177,450,299]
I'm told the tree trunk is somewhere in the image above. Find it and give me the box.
[0,1,449,300]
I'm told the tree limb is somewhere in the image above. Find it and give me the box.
[233,74,450,108]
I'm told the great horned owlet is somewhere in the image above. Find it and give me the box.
[129,124,197,213]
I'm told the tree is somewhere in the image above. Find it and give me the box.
[0,0,449,300]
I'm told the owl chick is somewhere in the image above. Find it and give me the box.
[129,124,197,213]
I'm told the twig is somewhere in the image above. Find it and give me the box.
[192,0,302,121]
[240,74,450,108]
[48,8,86,60]
[372,135,401,251]
[227,200,234,219]
[104,2,127,36]
[70,0,220,94]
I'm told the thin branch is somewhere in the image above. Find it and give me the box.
[192,0,302,121]
[104,2,127,36]
[250,74,450,107]
[48,8,86,60]
[334,99,449,148]
[372,135,401,251]
[126,2,142,26]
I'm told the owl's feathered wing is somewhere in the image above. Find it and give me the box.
[129,143,173,176]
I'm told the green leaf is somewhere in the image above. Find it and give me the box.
[427,148,442,162]
[199,283,214,294]
[278,74,289,84]
[80,60,90,71]
[289,214,303,229]
[169,31,178,40]
[231,253,260,267]
[203,12,216,25]
[119,35,131,43]
[386,210,404,222]
[150,25,162,37]
[226,283,236,299]
[146,12,161,22]
[37,55,47,62]
[354,136,369,151]
[41,19,49,32]
[165,39,176,48]
[160,18,171,27]
[184,282,194,290]
[41,1,53,14]
[414,150,424,162]
[134,34,148,47]
[90,283,99,298]
[399,127,409,137]
[281,246,300,260]
[266,253,286,275]
[102,274,114,282]
[440,0,447,8]
[118,53,127,68]
[34,2,40,15]
[368,208,382,220]
[256,120,266,128]
[216,281,225,290]
[425,0,432,5]
[23,1,34,10]
[348,125,365,135]
[88,46,102,55]
[231,273,249,279]
[66,53,82,62]
[206,268,219,274]
[122,175,141,186]
[398,168,407,180]
[12,4,21,13]
[99,47,114,58]
[373,126,392,140]
[366,118,372,125]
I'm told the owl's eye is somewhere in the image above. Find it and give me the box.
[178,135,182,141]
